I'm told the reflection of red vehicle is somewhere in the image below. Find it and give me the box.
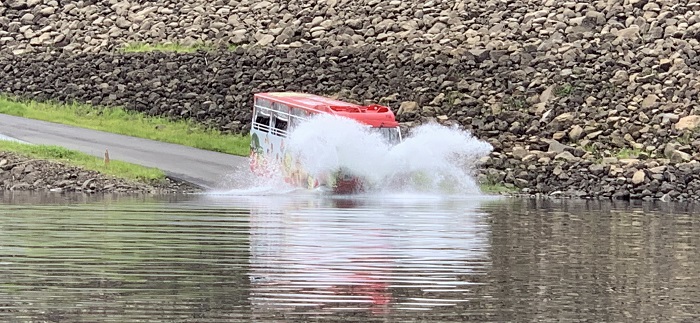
[244,196,491,319]
[349,273,392,313]
[334,178,364,195]
[249,92,402,193]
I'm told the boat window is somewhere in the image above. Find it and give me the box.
[292,107,309,119]
[287,107,309,131]
[273,114,288,137]
[256,98,272,109]
[273,102,289,115]
[253,108,271,132]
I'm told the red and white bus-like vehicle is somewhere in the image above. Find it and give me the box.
[249,92,402,194]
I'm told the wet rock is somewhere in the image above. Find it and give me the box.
[676,115,700,130]
[0,152,200,194]
[398,101,418,116]
[554,151,578,162]
[632,170,646,185]
[670,150,692,163]
[569,125,583,141]
[256,34,275,46]
[554,112,575,123]
[660,113,680,125]
[511,147,529,160]
[6,0,30,10]
[543,140,569,154]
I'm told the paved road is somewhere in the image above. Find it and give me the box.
[0,114,249,190]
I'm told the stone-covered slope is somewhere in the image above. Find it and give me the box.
[0,152,201,193]
[2,0,698,54]
[2,0,700,200]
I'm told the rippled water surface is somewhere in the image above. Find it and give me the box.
[0,192,698,322]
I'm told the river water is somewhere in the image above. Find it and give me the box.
[0,191,698,322]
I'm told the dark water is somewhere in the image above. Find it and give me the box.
[0,191,698,322]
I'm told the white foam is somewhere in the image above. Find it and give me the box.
[221,114,493,196]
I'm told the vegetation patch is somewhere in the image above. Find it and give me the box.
[555,83,576,97]
[677,129,700,145]
[0,140,165,182]
[0,96,251,156]
[580,143,604,161]
[479,173,518,194]
[504,96,527,110]
[615,147,645,159]
[120,42,213,53]
[480,182,518,194]
[120,42,238,53]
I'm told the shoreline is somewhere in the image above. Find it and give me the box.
[0,150,202,194]
[1,144,697,203]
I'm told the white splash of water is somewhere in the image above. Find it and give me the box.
[211,163,304,196]
[286,114,493,195]
[286,115,392,184]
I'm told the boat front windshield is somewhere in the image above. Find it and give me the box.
[371,126,402,145]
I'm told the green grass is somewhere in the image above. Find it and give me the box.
[615,147,644,159]
[0,140,165,182]
[504,96,527,109]
[555,83,575,97]
[0,96,251,156]
[120,42,215,53]
[120,42,239,53]
[581,143,603,160]
[479,183,518,194]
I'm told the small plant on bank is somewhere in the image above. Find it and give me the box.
[504,96,527,110]
[615,147,644,159]
[120,42,240,53]
[121,42,215,53]
[555,83,575,97]
[0,140,165,182]
[580,143,604,161]
[676,129,700,145]
[480,182,518,194]
[581,143,597,155]
[478,173,518,194]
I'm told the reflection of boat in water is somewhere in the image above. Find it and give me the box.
[246,195,492,317]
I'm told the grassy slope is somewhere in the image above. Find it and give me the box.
[0,96,250,156]
[119,42,237,53]
[0,140,165,182]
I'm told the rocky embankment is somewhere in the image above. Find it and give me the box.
[0,0,592,54]
[2,0,700,200]
[0,152,201,193]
